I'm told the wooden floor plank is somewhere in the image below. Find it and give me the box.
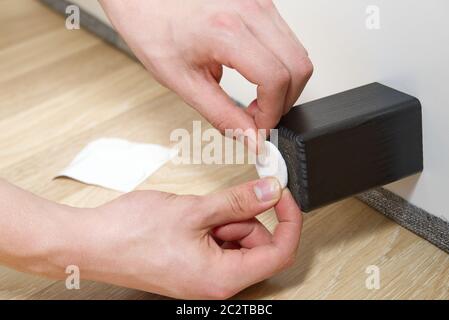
[0,0,448,299]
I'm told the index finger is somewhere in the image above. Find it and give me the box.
[221,189,302,288]
[212,22,290,131]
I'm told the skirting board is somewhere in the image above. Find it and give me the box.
[39,0,134,58]
[39,0,449,254]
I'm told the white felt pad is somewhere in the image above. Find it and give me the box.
[255,140,288,188]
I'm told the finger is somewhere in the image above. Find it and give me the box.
[212,218,272,248]
[181,70,265,154]
[211,17,290,130]
[238,0,313,114]
[268,4,314,112]
[220,189,302,287]
[199,177,281,228]
[181,70,257,135]
[271,188,302,256]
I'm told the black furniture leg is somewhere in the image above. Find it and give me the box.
[277,82,423,212]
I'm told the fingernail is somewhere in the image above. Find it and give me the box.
[254,177,281,202]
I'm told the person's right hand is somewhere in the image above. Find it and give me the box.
[76,178,302,299]
[100,0,313,150]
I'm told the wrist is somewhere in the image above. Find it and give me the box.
[12,201,102,282]
[15,202,89,279]
[50,204,125,285]
[41,205,105,281]
[0,180,106,282]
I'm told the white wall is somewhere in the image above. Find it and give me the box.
[223,0,449,221]
[74,0,449,221]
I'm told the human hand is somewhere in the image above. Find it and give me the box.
[80,178,301,299]
[100,0,313,147]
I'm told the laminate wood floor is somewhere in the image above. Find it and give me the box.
[0,0,448,299]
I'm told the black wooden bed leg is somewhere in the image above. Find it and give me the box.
[277,82,423,212]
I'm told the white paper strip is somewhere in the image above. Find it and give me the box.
[57,138,177,192]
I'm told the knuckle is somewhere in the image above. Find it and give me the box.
[273,65,291,87]
[280,253,297,271]
[209,116,229,134]
[226,189,249,216]
[298,56,314,80]
[209,12,243,35]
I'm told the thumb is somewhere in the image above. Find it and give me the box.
[198,177,282,228]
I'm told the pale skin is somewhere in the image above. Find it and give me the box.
[0,0,312,299]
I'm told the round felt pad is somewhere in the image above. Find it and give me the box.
[255,140,288,188]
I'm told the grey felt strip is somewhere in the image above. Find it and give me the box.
[39,0,449,254]
[357,188,449,253]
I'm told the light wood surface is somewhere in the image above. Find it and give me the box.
[1,0,448,300]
